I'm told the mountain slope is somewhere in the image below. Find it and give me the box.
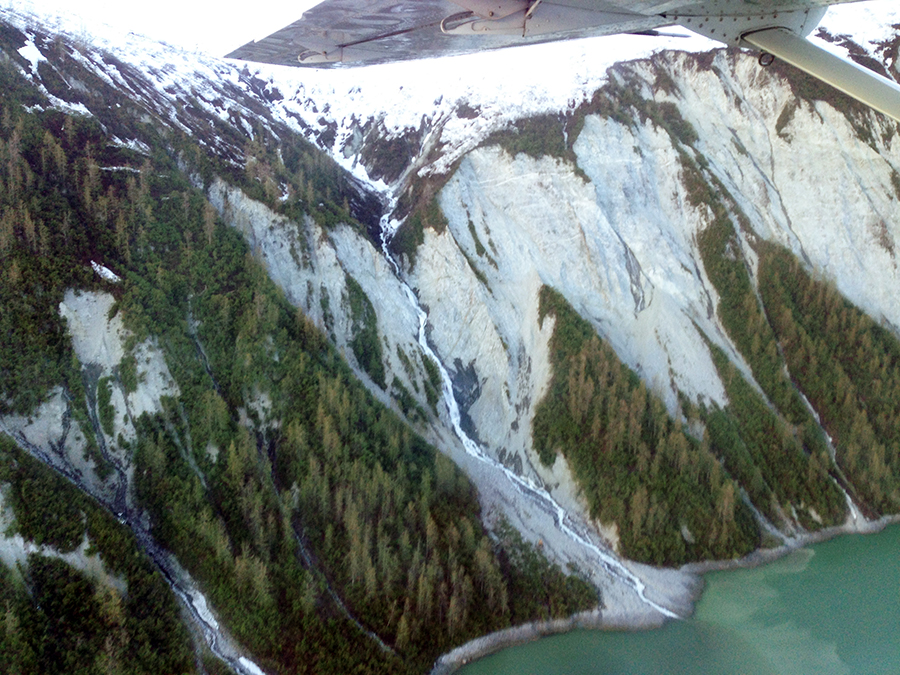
[2,4,900,674]
[0,14,598,675]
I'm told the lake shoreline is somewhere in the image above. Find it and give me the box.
[429,560,703,674]
[428,605,670,675]
[430,514,900,675]
[681,512,900,575]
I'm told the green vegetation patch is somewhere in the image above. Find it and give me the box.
[117,352,138,394]
[484,114,575,163]
[566,64,699,151]
[391,377,427,423]
[395,345,418,391]
[468,217,487,257]
[691,170,808,425]
[493,518,597,624]
[759,243,900,515]
[422,353,442,414]
[0,441,85,552]
[388,196,447,268]
[96,376,115,436]
[0,436,196,675]
[346,274,386,389]
[320,284,335,340]
[704,342,846,530]
[532,287,758,565]
[686,157,846,531]
[0,35,611,675]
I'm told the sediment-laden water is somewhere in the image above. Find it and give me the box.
[459,524,900,675]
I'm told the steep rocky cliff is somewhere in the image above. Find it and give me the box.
[406,47,900,526]
[2,3,900,673]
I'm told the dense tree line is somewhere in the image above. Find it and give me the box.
[704,343,846,530]
[533,287,759,565]
[759,243,900,515]
[8,18,900,674]
[0,38,596,674]
[0,437,198,675]
[689,155,810,425]
[345,274,386,388]
[687,156,847,530]
[122,160,596,672]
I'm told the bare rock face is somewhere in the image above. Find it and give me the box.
[5,2,898,632]
[205,178,427,403]
[400,50,900,531]
[60,289,179,449]
[0,388,104,499]
[3,291,181,509]
[192,43,900,588]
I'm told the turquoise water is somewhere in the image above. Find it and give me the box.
[459,524,900,675]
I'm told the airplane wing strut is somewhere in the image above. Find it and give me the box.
[226,0,900,123]
[743,27,900,122]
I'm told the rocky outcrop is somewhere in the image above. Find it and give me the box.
[3,2,900,641]
[399,48,900,536]
[191,42,900,602]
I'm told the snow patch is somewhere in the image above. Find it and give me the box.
[812,1,900,59]
[17,35,45,73]
[110,136,151,154]
[91,260,121,282]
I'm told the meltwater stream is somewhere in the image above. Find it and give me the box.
[377,209,678,621]
[0,408,267,675]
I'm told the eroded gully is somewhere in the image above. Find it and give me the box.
[376,202,678,621]
[0,397,267,675]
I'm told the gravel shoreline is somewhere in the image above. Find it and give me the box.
[429,561,703,675]
[428,606,667,675]
[430,514,900,675]
[682,512,900,574]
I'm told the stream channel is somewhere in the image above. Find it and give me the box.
[1,389,266,675]
[377,207,676,620]
[373,194,899,675]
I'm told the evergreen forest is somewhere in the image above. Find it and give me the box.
[0,23,595,675]
[2,12,900,675]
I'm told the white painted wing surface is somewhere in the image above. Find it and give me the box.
[224,0,860,67]
[225,0,900,123]
[225,0,668,67]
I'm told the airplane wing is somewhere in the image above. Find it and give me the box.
[226,0,900,122]
[226,1,670,67]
